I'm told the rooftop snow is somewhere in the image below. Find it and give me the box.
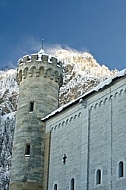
[38,49,48,56]
[42,68,126,121]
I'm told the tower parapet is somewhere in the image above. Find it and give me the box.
[10,50,63,190]
[17,51,63,86]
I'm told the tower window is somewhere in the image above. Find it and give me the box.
[96,169,101,185]
[29,102,34,112]
[70,178,75,190]
[54,184,57,190]
[25,144,30,156]
[119,161,124,178]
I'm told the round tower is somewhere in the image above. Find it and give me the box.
[10,50,63,190]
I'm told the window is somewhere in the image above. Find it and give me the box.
[70,178,75,190]
[119,161,124,178]
[96,169,101,185]
[29,102,34,112]
[25,144,30,156]
[54,184,57,190]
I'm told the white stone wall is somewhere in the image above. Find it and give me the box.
[111,79,126,189]
[88,88,112,190]
[46,103,89,190]
[46,76,126,190]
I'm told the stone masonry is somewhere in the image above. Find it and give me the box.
[45,75,126,190]
[9,50,63,190]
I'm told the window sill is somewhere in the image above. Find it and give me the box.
[118,177,125,181]
[25,154,30,157]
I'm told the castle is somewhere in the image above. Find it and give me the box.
[9,50,126,190]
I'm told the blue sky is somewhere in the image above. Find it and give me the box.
[0,0,126,70]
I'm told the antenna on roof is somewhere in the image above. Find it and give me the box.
[42,39,44,49]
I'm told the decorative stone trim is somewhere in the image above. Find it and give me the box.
[50,112,82,131]
[89,86,126,111]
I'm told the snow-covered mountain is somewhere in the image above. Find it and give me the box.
[54,49,117,104]
[0,70,17,190]
[0,49,117,189]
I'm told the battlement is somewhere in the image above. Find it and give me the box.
[17,51,63,87]
[18,53,62,69]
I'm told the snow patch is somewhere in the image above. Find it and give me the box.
[1,112,16,120]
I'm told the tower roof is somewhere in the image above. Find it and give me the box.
[38,49,46,55]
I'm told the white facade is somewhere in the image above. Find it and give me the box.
[45,71,126,190]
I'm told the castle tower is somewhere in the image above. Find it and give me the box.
[10,50,63,190]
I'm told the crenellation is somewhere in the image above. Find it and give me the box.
[23,55,30,63]
[42,54,48,62]
[51,57,57,65]
[31,54,38,62]
[16,52,63,87]
[18,58,23,65]
[57,61,62,68]
[17,55,63,78]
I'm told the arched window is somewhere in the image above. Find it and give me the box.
[119,161,124,178]
[70,178,75,190]
[54,184,57,190]
[96,169,101,185]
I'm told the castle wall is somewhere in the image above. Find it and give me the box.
[88,87,112,190]
[46,76,126,190]
[111,79,126,189]
[46,100,89,189]
[88,77,126,190]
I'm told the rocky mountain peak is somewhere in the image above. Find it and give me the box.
[53,49,117,104]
